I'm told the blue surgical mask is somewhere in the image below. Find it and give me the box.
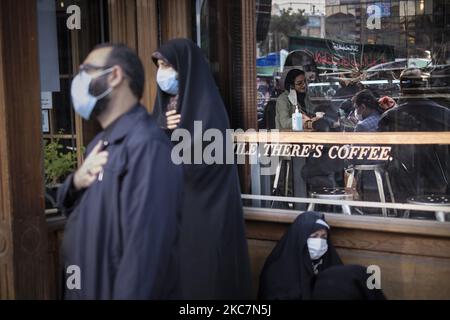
[157,68,179,95]
[70,68,114,120]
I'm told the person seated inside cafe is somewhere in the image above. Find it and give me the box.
[353,89,384,133]
[311,265,386,300]
[346,89,386,209]
[272,68,318,206]
[258,212,342,300]
[377,68,450,204]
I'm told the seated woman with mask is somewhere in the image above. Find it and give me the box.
[258,211,342,300]
[275,68,315,129]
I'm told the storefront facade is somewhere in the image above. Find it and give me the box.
[0,0,450,299]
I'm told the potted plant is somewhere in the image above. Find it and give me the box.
[44,133,78,209]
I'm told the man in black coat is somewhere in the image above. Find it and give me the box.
[58,44,183,299]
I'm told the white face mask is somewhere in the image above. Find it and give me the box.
[70,68,114,120]
[156,68,179,95]
[307,238,328,260]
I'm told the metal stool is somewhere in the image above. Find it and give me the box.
[307,187,353,215]
[406,194,450,222]
[271,157,292,208]
[346,164,396,217]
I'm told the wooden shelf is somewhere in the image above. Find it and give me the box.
[43,134,76,139]
[234,131,450,145]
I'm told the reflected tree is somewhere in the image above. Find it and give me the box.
[259,7,308,56]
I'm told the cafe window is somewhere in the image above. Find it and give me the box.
[237,0,450,222]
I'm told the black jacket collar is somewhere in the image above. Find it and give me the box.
[101,104,147,145]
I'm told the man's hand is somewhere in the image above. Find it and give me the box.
[73,140,109,190]
[166,110,181,130]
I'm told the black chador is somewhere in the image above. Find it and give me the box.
[151,39,252,299]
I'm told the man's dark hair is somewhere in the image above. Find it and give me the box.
[354,89,381,112]
[94,43,145,99]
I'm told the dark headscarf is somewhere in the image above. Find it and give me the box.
[312,265,386,300]
[258,212,342,300]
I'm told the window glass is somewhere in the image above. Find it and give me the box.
[248,0,450,221]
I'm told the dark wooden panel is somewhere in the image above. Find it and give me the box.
[247,239,276,299]
[245,208,450,299]
[246,220,450,259]
[46,228,64,299]
[337,248,450,300]
[136,0,159,112]
[0,0,50,299]
[78,0,104,148]
[245,207,450,237]
[229,0,257,193]
[108,0,137,49]
[332,228,450,259]
[246,219,290,241]
[107,0,160,112]
[160,0,192,42]
[248,239,450,300]
[0,2,14,298]
[240,0,257,131]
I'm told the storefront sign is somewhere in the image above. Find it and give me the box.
[289,36,395,71]
[235,143,393,161]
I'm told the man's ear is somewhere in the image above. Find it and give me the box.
[108,65,123,88]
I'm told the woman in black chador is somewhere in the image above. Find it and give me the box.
[258,212,342,300]
[151,38,252,299]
